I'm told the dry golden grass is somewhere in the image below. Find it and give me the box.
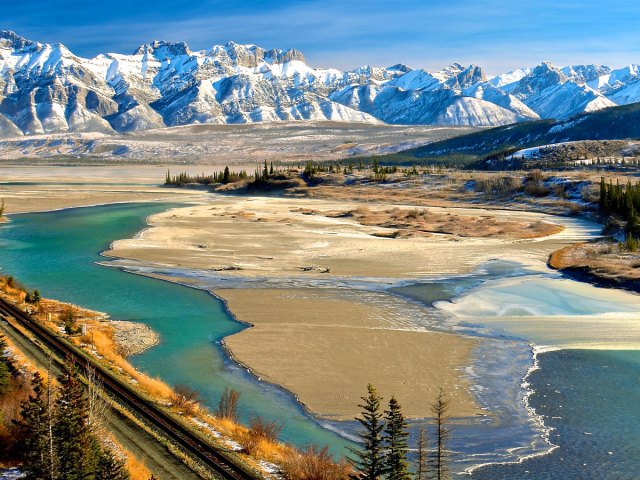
[0,275,351,479]
[307,204,564,240]
[123,450,152,480]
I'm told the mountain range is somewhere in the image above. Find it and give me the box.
[1,30,639,137]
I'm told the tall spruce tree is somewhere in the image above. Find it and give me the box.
[430,389,450,480]
[14,372,58,480]
[96,449,130,480]
[599,177,607,212]
[349,384,385,480]
[55,360,100,480]
[383,396,410,480]
[0,334,11,396]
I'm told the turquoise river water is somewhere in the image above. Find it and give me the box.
[1,202,640,478]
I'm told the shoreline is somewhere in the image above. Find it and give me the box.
[5,187,624,474]
[463,343,561,475]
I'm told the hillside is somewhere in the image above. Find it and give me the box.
[383,102,640,168]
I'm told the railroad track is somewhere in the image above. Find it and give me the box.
[0,297,260,480]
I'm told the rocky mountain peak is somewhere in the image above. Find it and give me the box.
[133,40,191,57]
[446,64,486,91]
[516,62,567,93]
[0,30,35,50]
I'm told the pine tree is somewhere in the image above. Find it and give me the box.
[222,166,230,184]
[0,357,9,397]
[384,396,410,480]
[14,372,58,480]
[0,334,10,396]
[55,360,99,480]
[415,428,430,480]
[96,449,130,480]
[626,206,640,239]
[430,389,450,480]
[349,384,385,480]
[599,177,607,212]
[269,162,274,175]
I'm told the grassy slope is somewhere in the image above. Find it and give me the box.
[375,102,640,167]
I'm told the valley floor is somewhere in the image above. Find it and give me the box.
[105,192,597,420]
[0,164,607,423]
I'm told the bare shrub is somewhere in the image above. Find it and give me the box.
[85,364,109,435]
[280,445,350,480]
[565,201,583,215]
[216,386,241,422]
[351,206,371,217]
[171,384,200,415]
[240,417,283,455]
[474,176,521,195]
[526,169,544,182]
[523,180,549,197]
[401,209,427,221]
[553,183,568,199]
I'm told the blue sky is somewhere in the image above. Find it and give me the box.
[4,0,640,73]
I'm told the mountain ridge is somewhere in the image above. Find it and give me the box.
[1,30,639,138]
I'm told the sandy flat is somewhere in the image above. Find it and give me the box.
[105,194,603,420]
[109,195,598,278]
[218,288,479,420]
[0,165,211,214]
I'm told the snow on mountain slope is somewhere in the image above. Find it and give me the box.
[1,30,639,136]
[585,65,640,105]
[331,84,527,126]
[510,63,616,119]
[464,83,540,120]
[488,68,532,91]
[0,112,22,138]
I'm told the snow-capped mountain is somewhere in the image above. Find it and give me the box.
[0,30,639,138]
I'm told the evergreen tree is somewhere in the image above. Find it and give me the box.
[415,428,430,480]
[626,206,640,239]
[349,384,385,480]
[269,162,274,175]
[0,357,9,397]
[55,360,99,480]
[263,160,269,180]
[0,334,10,396]
[384,396,410,480]
[599,177,607,212]
[14,372,58,480]
[430,390,450,480]
[96,449,130,480]
[222,166,230,184]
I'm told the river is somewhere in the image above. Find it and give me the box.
[1,201,639,478]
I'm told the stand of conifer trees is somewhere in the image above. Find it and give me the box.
[599,177,640,239]
[349,384,450,480]
[165,168,248,186]
[13,359,129,480]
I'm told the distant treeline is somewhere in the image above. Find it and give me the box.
[165,167,249,186]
